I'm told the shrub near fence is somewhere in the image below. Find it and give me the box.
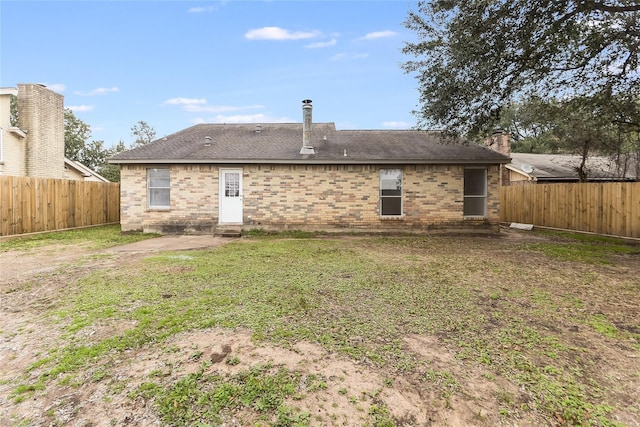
[500,182,640,239]
[0,176,120,236]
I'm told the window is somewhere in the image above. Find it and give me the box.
[147,168,170,209]
[380,168,403,216]
[224,171,240,197]
[464,168,487,216]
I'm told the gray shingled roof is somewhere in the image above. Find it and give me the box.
[509,153,638,181]
[109,123,510,165]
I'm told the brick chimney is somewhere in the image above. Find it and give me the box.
[485,129,511,186]
[300,99,315,155]
[487,129,511,157]
[18,84,65,179]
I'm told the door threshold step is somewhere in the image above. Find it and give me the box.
[214,228,242,238]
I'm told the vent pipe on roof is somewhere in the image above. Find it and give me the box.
[300,99,315,154]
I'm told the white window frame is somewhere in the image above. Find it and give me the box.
[147,168,171,209]
[379,168,403,217]
[463,168,487,217]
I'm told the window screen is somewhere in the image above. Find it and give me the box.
[380,169,403,216]
[463,168,487,216]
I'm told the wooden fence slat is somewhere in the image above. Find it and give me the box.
[500,182,640,239]
[0,176,120,236]
[0,177,11,236]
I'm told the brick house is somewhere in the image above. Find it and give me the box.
[0,84,65,178]
[0,83,108,181]
[109,100,510,234]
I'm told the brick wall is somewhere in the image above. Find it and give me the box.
[0,91,28,176]
[120,163,501,234]
[484,130,512,186]
[18,84,65,179]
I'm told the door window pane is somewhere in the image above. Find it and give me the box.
[225,172,240,197]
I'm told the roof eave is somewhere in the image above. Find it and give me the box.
[109,158,510,165]
[505,164,536,180]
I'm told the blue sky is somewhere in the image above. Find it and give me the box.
[1,0,420,148]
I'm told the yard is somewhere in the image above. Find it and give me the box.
[0,226,638,426]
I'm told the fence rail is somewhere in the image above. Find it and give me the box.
[500,182,640,239]
[0,176,120,236]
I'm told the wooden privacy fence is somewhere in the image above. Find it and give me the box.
[500,182,640,239]
[0,176,120,236]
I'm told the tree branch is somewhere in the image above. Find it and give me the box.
[589,1,640,13]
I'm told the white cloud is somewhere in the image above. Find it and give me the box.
[245,26,320,41]
[330,53,348,61]
[214,113,268,123]
[360,30,397,40]
[164,97,207,105]
[212,113,293,123]
[45,83,66,93]
[75,87,120,96]
[330,52,368,61]
[305,38,337,49]
[68,105,94,112]
[190,117,207,125]
[189,113,294,124]
[185,104,264,113]
[188,1,227,13]
[188,6,217,13]
[166,98,265,114]
[383,121,410,128]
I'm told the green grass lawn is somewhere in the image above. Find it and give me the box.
[4,227,639,426]
[0,224,158,252]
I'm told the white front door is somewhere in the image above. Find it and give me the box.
[219,168,243,224]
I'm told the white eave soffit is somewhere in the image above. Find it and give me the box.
[8,127,27,139]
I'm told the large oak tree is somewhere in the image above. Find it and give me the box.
[402,0,640,136]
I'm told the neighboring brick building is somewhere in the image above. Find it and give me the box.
[0,84,65,178]
[110,100,510,234]
[0,83,108,182]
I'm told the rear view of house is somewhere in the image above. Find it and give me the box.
[110,101,510,234]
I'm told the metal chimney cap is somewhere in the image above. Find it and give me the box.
[302,99,312,104]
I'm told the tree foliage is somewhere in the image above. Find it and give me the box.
[498,98,562,153]
[131,120,156,147]
[402,0,640,136]
[499,95,640,180]
[10,95,18,127]
[64,108,92,161]
[97,141,126,182]
[64,110,155,182]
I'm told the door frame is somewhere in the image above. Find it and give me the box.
[218,168,243,224]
